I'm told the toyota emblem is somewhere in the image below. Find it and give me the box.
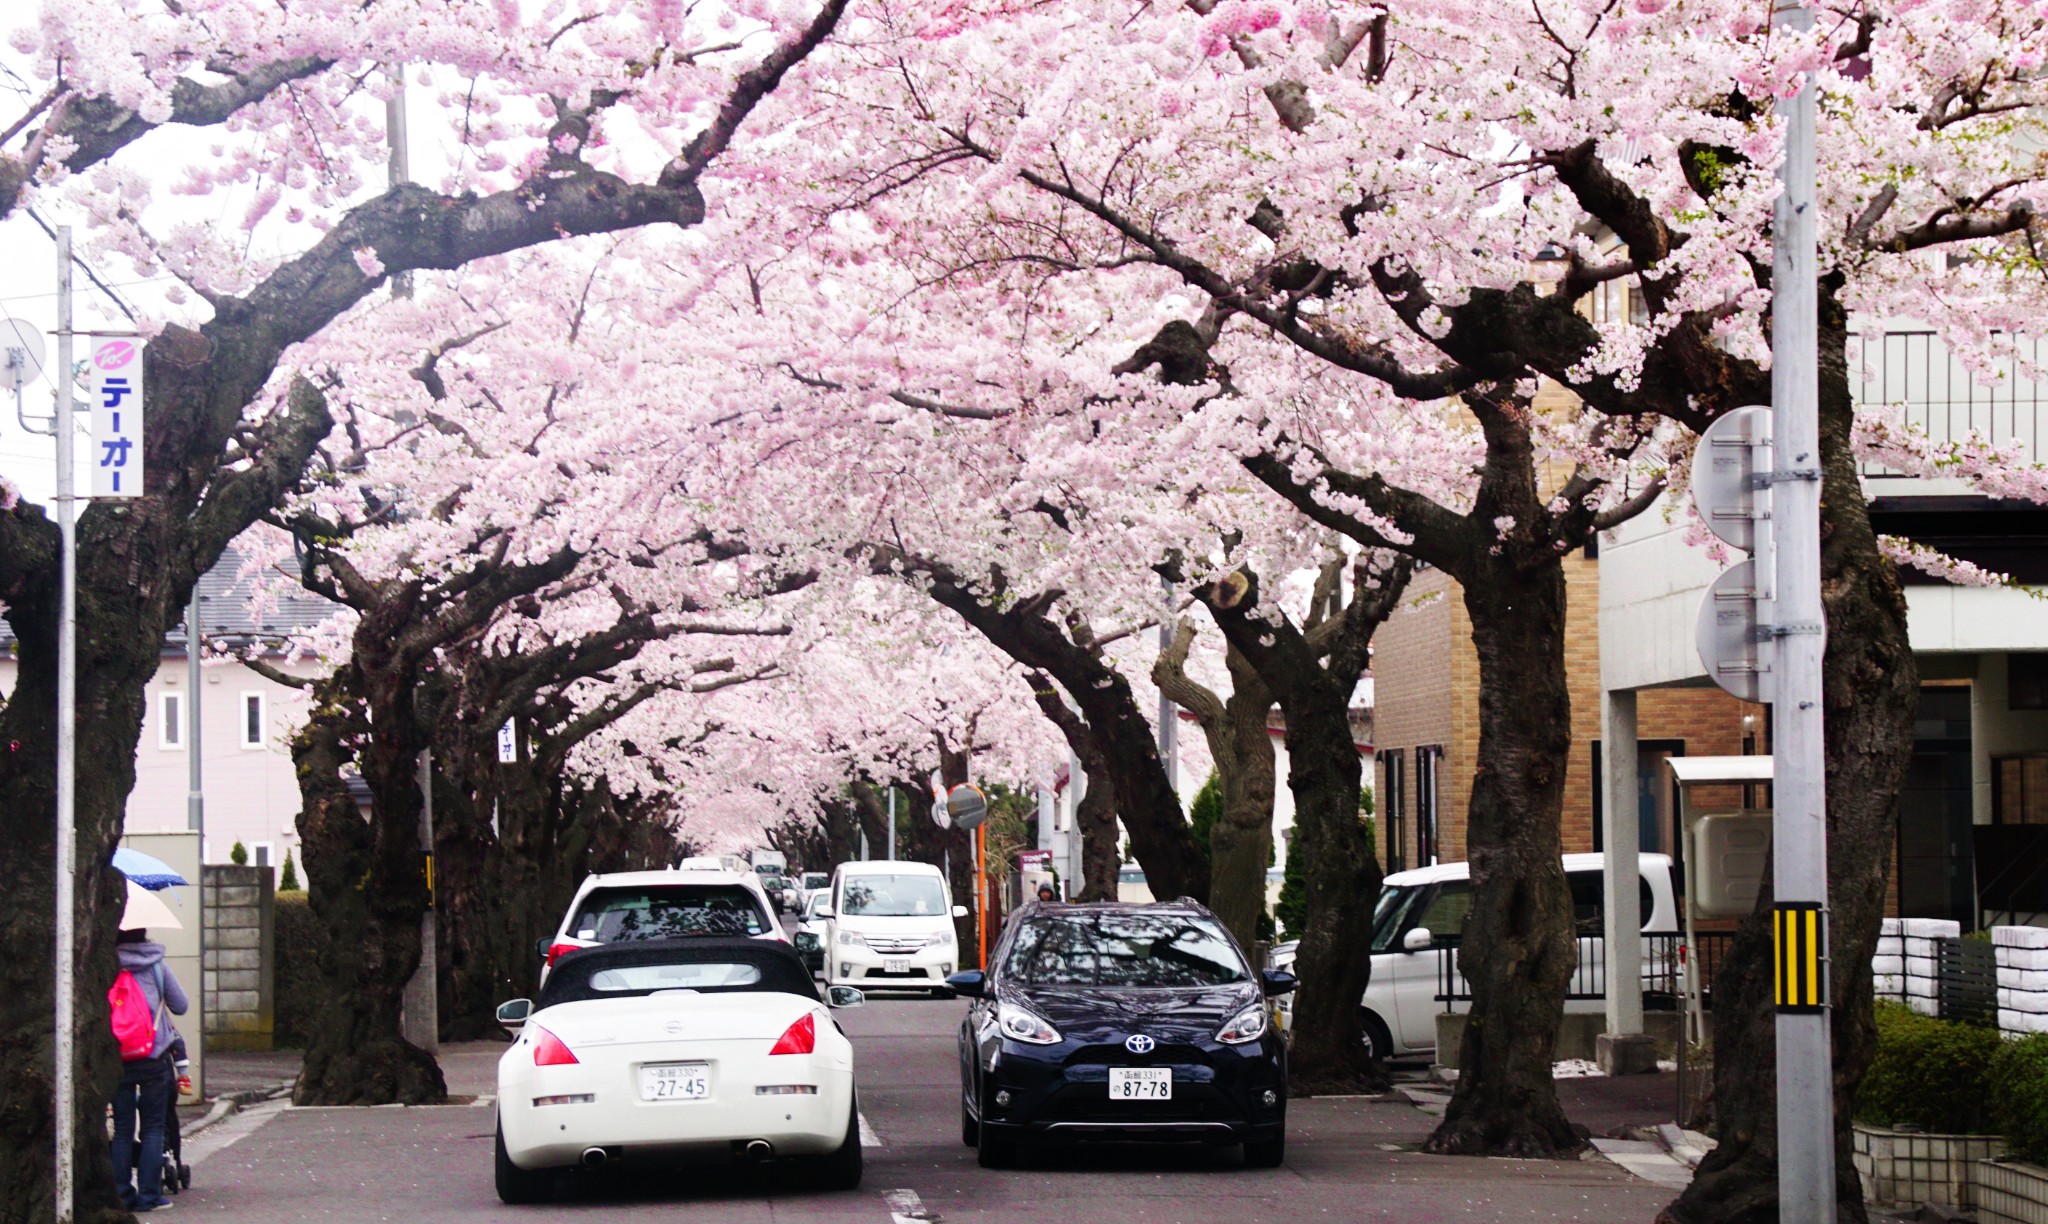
[1124,1034,1156,1054]
[664,1019,685,1035]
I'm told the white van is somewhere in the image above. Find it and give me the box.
[819,860,969,994]
[1359,853,1679,1060]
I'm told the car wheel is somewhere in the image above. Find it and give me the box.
[810,1094,863,1191]
[495,1123,552,1205]
[1360,1009,1394,1063]
[1243,1133,1285,1169]
[960,1100,979,1148]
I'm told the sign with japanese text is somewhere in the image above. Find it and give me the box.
[498,721,517,763]
[88,336,143,498]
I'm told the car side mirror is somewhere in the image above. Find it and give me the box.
[826,985,865,1009]
[1260,969,1298,997]
[946,970,985,998]
[816,905,834,919]
[534,938,550,961]
[496,998,533,1032]
[794,932,820,953]
[1403,927,1434,952]
[951,905,969,919]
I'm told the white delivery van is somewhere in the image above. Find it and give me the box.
[819,860,968,994]
[1359,852,1678,1060]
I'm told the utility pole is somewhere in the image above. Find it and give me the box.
[52,225,77,1224]
[186,600,205,1101]
[886,787,896,861]
[1769,1,1836,1215]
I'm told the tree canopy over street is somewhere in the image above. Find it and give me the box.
[5,0,2048,1220]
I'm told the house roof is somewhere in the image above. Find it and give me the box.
[0,546,340,655]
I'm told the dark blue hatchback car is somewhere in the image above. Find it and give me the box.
[947,899,1295,1169]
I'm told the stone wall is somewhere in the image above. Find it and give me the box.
[202,864,275,1051]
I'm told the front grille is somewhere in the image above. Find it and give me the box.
[864,937,928,954]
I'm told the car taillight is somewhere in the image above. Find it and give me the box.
[769,1012,816,1056]
[532,1025,579,1067]
[546,942,581,967]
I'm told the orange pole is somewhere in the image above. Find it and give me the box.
[975,822,988,969]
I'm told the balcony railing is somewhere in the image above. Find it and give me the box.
[1854,330,2047,472]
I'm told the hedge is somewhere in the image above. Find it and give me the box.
[1855,1002,2005,1135]
[272,892,324,1049]
[1991,1032,2048,1164]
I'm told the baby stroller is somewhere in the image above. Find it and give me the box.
[161,1088,192,1195]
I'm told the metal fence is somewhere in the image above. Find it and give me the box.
[1434,931,1739,1009]
[1853,330,2047,471]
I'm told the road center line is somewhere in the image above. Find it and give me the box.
[884,1187,936,1222]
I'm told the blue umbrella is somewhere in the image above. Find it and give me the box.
[112,848,189,891]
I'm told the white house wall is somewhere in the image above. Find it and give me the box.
[0,655,321,880]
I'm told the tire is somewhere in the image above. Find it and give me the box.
[495,1123,552,1205]
[960,1101,979,1148]
[1360,1009,1394,1063]
[810,1094,864,1191]
[1243,1132,1285,1169]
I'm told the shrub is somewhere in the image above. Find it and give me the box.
[1990,1032,2048,1163]
[1855,1002,2005,1134]
[229,840,248,866]
[278,851,300,893]
[271,892,325,1049]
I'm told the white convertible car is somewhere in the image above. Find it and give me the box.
[494,937,865,1203]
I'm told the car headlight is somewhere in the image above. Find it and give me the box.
[838,930,866,947]
[997,1001,1062,1045]
[1216,1003,1269,1045]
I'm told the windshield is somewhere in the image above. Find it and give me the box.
[804,873,828,889]
[840,875,949,918]
[1370,885,1424,952]
[1003,913,1248,988]
[570,885,769,941]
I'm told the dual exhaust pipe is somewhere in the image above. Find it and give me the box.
[578,1138,774,1169]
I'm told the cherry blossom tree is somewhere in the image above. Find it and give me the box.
[0,0,849,1211]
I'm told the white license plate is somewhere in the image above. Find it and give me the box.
[638,1063,709,1101]
[885,958,910,974]
[1109,1067,1172,1100]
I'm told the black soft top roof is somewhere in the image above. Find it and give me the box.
[537,937,819,1009]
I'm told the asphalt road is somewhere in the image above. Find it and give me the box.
[174,995,1676,1222]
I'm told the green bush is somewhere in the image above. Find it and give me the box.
[1855,1002,2005,1134]
[272,892,325,1049]
[229,840,249,866]
[1990,1032,2048,1163]
[278,851,300,893]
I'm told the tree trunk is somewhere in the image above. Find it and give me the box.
[1156,631,1277,951]
[1426,556,1583,1157]
[1276,679,1387,1093]
[1075,763,1123,902]
[1659,289,1914,1224]
[290,673,446,1106]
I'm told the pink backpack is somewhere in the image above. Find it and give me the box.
[109,968,161,1062]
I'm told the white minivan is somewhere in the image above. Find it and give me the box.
[819,860,968,994]
[1358,852,1679,1060]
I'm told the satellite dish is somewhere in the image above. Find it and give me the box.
[1,319,48,394]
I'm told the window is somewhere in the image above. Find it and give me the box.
[1415,746,1443,867]
[239,692,266,748]
[1564,870,1659,935]
[1410,882,1473,944]
[1994,755,2048,824]
[158,691,184,750]
[252,842,273,869]
[570,885,771,940]
[1382,750,1407,873]
[841,874,948,917]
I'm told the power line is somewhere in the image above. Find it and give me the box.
[21,209,140,324]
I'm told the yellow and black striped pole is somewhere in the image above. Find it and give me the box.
[1773,902,1826,1014]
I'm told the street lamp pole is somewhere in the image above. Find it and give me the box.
[1769,1,1837,1216]
[52,224,78,1224]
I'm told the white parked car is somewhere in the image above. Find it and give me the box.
[540,869,784,987]
[494,937,865,1202]
[797,871,830,908]
[1357,852,1679,1060]
[819,860,967,994]
[793,891,831,973]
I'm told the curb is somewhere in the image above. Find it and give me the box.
[182,1079,295,1139]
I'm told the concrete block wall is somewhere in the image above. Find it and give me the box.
[202,864,275,1051]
